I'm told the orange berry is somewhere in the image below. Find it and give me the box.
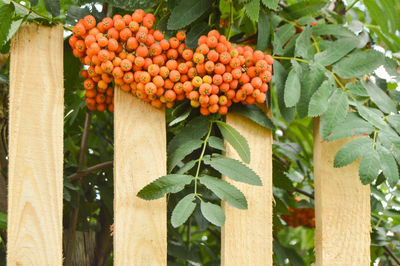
[153,75,164,87]
[214,63,225,75]
[153,30,164,41]
[107,28,119,40]
[164,90,176,102]
[182,49,194,61]
[209,94,219,105]
[200,107,210,115]
[169,37,180,48]
[169,70,181,82]
[176,31,186,41]
[136,45,149,57]
[253,50,265,62]
[193,53,205,64]
[167,49,179,59]
[199,83,212,95]
[160,39,170,50]
[208,104,219,113]
[84,79,95,90]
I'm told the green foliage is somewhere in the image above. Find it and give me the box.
[167,0,213,30]
[0,0,400,264]
[200,201,225,227]
[216,120,250,163]
[137,174,193,200]
[200,175,247,209]
[203,155,262,186]
[171,193,196,228]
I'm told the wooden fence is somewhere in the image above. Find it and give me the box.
[6,24,371,265]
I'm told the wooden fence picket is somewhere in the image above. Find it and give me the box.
[114,89,167,265]
[313,118,371,265]
[7,24,64,265]
[222,112,273,266]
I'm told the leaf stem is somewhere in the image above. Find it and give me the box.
[311,35,321,53]
[193,120,213,198]
[153,0,165,17]
[11,0,72,31]
[272,55,310,64]
[227,1,234,41]
[345,0,359,12]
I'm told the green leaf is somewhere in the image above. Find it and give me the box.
[169,109,191,126]
[216,121,250,163]
[326,112,374,141]
[320,88,349,139]
[43,0,60,17]
[167,0,213,30]
[379,0,398,33]
[359,146,380,185]
[66,5,90,24]
[387,115,400,135]
[280,0,327,20]
[314,38,359,66]
[377,144,399,187]
[64,39,82,92]
[171,193,196,228]
[332,50,385,79]
[137,174,193,200]
[295,26,311,59]
[203,155,262,186]
[244,0,260,21]
[176,160,197,174]
[334,138,372,168]
[0,3,14,48]
[185,22,211,49]
[261,0,279,10]
[273,61,295,123]
[168,116,209,154]
[108,0,157,11]
[168,139,203,172]
[356,105,386,129]
[284,68,301,107]
[362,81,397,114]
[273,23,295,55]
[6,19,22,44]
[364,0,389,32]
[308,80,334,117]
[200,175,247,209]
[229,104,275,130]
[200,201,225,226]
[208,136,225,151]
[346,82,369,97]
[297,64,327,118]
[311,24,355,38]
[28,0,38,6]
[256,11,270,51]
[0,211,6,230]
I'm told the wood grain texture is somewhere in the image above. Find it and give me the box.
[222,112,273,266]
[313,118,370,266]
[7,24,64,265]
[114,89,167,265]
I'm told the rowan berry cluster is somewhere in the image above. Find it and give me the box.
[281,207,315,228]
[69,10,273,115]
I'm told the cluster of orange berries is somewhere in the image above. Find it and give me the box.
[281,208,315,229]
[69,10,273,115]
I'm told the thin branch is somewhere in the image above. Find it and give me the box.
[383,245,400,265]
[295,188,314,200]
[65,111,92,266]
[68,161,113,181]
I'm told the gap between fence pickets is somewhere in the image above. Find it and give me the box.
[222,112,273,266]
[114,89,167,265]
[7,24,64,265]
[313,118,370,265]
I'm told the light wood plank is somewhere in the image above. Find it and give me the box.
[313,118,370,265]
[222,112,273,266]
[114,89,167,265]
[7,24,64,265]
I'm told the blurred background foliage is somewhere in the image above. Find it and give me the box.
[0,0,400,265]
